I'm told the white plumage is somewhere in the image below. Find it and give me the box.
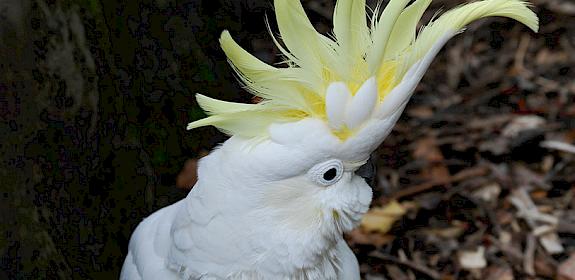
[344,78,378,130]
[325,82,351,130]
[122,121,374,279]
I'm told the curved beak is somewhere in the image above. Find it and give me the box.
[355,155,377,188]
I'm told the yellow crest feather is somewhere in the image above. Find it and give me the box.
[403,0,539,76]
[187,0,538,139]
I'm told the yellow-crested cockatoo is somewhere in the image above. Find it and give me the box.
[121,0,538,279]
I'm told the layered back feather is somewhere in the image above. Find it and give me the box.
[187,0,538,139]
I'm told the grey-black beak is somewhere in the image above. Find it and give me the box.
[355,155,377,188]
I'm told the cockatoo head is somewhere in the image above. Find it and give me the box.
[188,0,538,236]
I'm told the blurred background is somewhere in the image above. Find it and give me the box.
[1,0,573,279]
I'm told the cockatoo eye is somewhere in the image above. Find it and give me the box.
[308,159,344,186]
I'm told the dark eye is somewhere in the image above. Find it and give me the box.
[308,159,344,186]
[323,168,337,181]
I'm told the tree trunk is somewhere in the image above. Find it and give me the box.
[1,0,270,278]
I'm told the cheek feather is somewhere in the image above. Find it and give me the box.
[321,174,373,232]
[262,178,324,231]
[259,174,372,234]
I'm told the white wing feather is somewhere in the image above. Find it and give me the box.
[120,201,183,280]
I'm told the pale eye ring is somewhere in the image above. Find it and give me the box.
[308,159,344,186]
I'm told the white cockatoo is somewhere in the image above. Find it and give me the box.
[121,0,538,279]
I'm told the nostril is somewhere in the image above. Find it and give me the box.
[355,156,376,188]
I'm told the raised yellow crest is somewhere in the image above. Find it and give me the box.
[187,0,538,139]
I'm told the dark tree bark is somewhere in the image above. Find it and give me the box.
[1,0,271,278]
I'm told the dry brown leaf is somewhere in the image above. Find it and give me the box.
[361,200,406,234]
[484,266,514,280]
[558,253,575,280]
[407,105,434,119]
[176,159,199,190]
[413,136,450,180]
[534,252,557,279]
[347,229,395,247]
[530,190,548,200]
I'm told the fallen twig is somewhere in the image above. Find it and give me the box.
[369,251,441,280]
[540,140,575,154]
[524,234,536,276]
[388,166,489,201]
